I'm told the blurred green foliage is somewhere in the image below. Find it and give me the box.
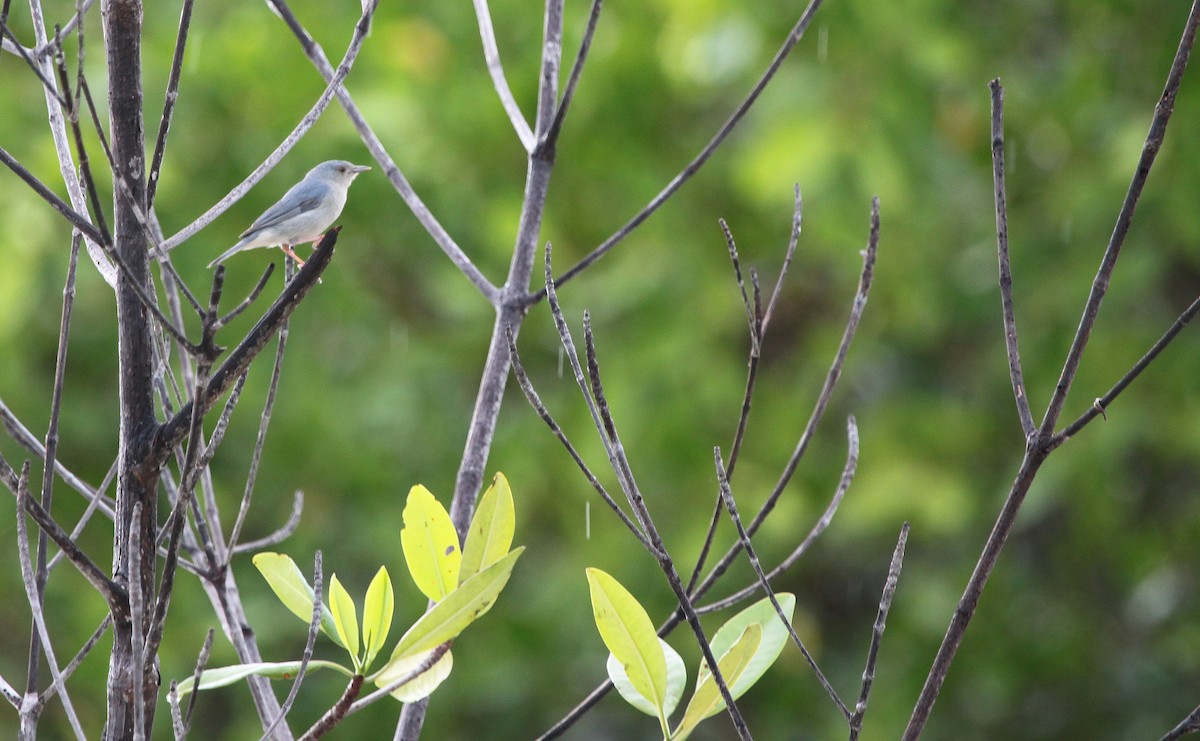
[2,0,1199,739]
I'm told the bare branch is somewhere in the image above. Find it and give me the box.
[184,629,215,731]
[129,503,148,741]
[507,330,650,548]
[27,230,82,695]
[848,523,909,740]
[262,553,323,741]
[41,615,113,704]
[905,11,1199,736]
[227,324,291,553]
[714,448,850,720]
[1037,1,1199,437]
[472,0,535,151]
[146,0,195,210]
[988,79,1034,439]
[540,0,827,296]
[542,0,603,151]
[692,200,878,605]
[1161,704,1200,741]
[0,145,106,245]
[232,491,304,555]
[154,228,340,463]
[214,264,277,330]
[700,415,858,614]
[15,467,87,741]
[1053,292,1200,448]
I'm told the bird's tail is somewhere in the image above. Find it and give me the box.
[207,239,249,268]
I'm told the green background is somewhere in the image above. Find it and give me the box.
[2,0,1199,738]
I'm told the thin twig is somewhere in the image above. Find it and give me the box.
[688,198,800,593]
[49,35,112,245]
[261,553,324,741]
[227,322,290,553]
[31,0,95,58]
[848,523,909,740]
[15,466,87,741]
[1160,704,1200,741]
[701,415,858,614]
[39,614,112,704]
[714,448,850,720]
[542,0,603,151]
[232,491,305,554]
[1037,1,1199,438]
[537,0,826,297]
[129,502,148,741]
[184,629,215,730]
[471,0,535,151]
[28,231,81,695]
[0,145,106,245]
[147,0,195,210]
[1052,293,1200,448]
[988,79,1034,439]
[692,200,878,606]
[214,264,276,330]
[507,331,650,547]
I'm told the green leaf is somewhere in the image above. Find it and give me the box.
[385,546,524,663]
[401,485,462,601]
[700,593,795,700]
[252,552,344,649]
[460,472,515,581]
[362,566,395,672]
[371,647,454,702]
[585,568,669,726]
[673,623,762,740]
[330,574,360,667]
[174,660,354,697]
[607,638,686,719]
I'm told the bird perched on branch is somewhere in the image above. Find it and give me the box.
[209,160,371,268]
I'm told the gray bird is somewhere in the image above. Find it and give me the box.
[209,160,371,268]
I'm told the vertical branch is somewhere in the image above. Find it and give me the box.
[102,0,160,737]
[26,232,82,698]
[848,523,909,740]
[988,79,1034,439]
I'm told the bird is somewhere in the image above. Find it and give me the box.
[209,160,371,268]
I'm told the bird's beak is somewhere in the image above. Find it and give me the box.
[351,165,371,174]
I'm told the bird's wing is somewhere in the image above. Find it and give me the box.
[239,181,331,238]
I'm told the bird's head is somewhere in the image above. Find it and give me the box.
[310,160,371,187]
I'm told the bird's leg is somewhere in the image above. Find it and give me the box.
[280,243,307,267]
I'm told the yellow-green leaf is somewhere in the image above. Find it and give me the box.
[607,637,687,719]
[673,623,762,740]
[586,568,668,724]
[362,566,394,671]
[700,593,795,701]
[400,485,461,601]
[175,660,354,697]
[386,546,524,663]
[372,647,454,703]
[252,552,344,648]
[329,574,360,666]
[460,472,515,581]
